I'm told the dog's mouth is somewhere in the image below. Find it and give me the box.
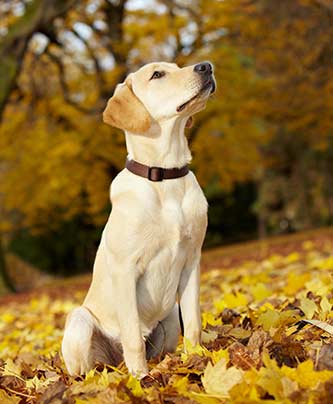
[176,78,216,113]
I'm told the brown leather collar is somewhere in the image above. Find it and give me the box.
[125,158,189,182]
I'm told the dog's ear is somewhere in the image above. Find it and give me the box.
[103,76,151,134]
[185,116,194,129]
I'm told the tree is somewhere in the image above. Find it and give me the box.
[7,0,324,281]
[1,0,266,227]
[0,0,79,119]
[230,0,333,231]
[0,0,80,291]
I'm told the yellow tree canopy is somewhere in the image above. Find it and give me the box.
[0,0,268,231]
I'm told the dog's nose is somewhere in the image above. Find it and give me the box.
[194,62,212,74]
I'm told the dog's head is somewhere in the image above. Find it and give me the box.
[103,62,215,134]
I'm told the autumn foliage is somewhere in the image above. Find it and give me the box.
[1,2,333,400]
[1,0,332,236]
[1,232,333,403]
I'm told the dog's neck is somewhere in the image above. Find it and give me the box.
[125,117,192,169]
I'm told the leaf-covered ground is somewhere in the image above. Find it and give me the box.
[1,230,333,403]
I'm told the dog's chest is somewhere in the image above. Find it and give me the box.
[136,181,207,331]
[161,199,192,242]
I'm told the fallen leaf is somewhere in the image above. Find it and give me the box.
[228,342,257,370]
[300,297,317,319]
[202,358,243,397]
[295,319,333,335]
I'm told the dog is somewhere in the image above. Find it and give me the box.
[62,61,215,378]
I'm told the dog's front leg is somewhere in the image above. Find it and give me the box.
[178,258,202,349]
[113,271,148,378]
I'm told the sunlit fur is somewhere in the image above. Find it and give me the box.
[62,62,214,378]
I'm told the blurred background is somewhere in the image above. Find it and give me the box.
[0,0,332,294]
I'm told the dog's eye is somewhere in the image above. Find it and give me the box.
[150,71,165,80]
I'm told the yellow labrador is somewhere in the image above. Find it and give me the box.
[62,61,216,378]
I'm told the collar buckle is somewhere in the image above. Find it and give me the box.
[148,166,164,181]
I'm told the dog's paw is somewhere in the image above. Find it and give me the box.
[124,346,148,379]
[128,365,149,379]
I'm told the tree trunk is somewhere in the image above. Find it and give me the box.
[256,179,267,239]
[0,233,15,293]
[0,0,78,293]
[0,0,78,120]
[325,134,333,225]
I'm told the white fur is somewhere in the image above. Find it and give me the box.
[62,62,213,378]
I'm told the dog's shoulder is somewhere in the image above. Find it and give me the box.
[184,171,208,213]
[109,169,158,205]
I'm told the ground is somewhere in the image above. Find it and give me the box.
[0,228,333,403]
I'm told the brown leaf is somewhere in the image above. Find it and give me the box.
[147,354,181,387]
[221,308,241,326]
[316,344,333,371]
[183,354,209,371]
[140,373,161,389]
[204,336,230,351]
[50,353,63,369]
[269,337,307,367]
[38,380,67,404]
[150,354,181,376]
[0,375,25,391]
[20,361,36,378]
[247,330,272,366]
[228,342,257,370]
[163,394,196,403]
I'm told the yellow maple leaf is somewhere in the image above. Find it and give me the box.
[257,309,298,333]
[202,358,243,397]
[126,374,143,397]
[284,272,311,295]
[26,374,60,392]
[320,296,332,315]
[2,359,22,379]
[282,360,333,389]
[250,282,271,301]
[256,309,280,331]
[202,312,222,328]
[305,277,331,297]
[210,348,229,365]
[214,291,248,312]
[171,375,189,393]
[0,389,20,404]
[257,353,298,400]
[182,338,210,357]
[300,297,317,319]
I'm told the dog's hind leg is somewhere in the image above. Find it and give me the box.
[62,306,122,375]
[146,303,181,360]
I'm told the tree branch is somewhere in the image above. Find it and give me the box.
[159,0,203,60]
[71,27,106,93]
[45,48,103,114]
[0,0,79,121]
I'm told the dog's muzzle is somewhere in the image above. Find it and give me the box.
[194,62,216,93]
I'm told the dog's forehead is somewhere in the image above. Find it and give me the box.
[135,62,180,76]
